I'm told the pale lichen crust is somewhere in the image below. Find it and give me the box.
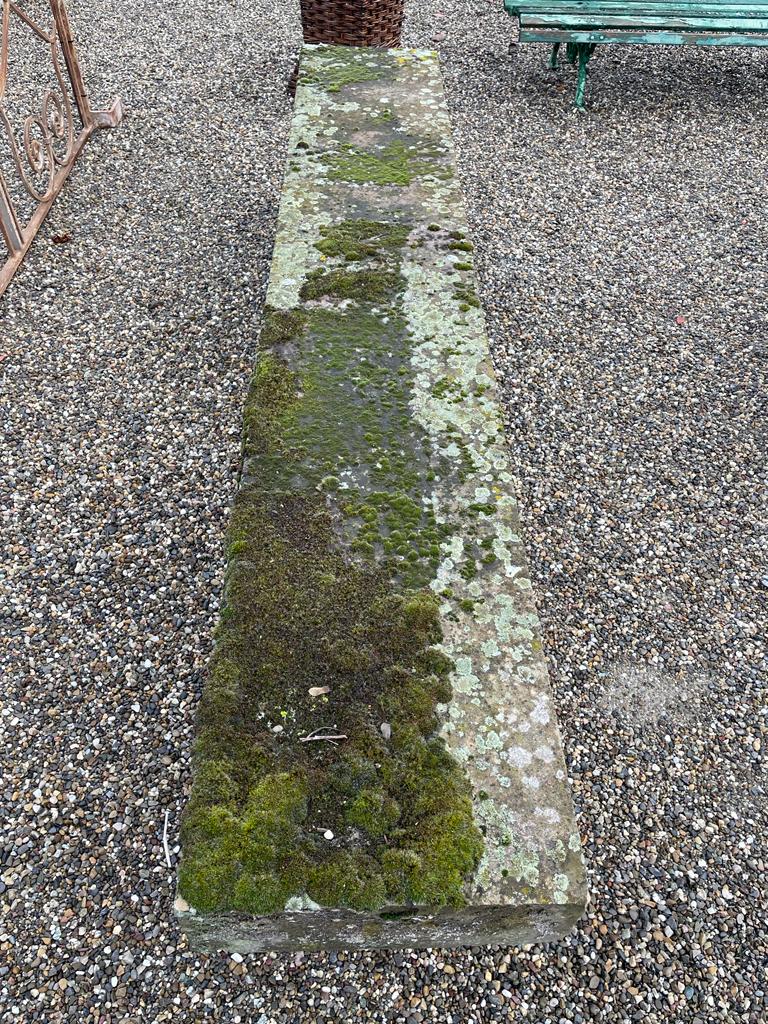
[179,45,586,926]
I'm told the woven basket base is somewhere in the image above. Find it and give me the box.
[300,0,404,47]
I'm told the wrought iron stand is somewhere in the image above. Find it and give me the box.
[0,0,122,297]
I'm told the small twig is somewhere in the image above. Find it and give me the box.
[299,731,348,744]
[162,809,171,868]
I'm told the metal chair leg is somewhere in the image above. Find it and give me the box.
[549,42,561,68]
[575,43,595,109]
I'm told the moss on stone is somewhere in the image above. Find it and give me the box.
[241,349,299,463]
[180,191,487,913]
[453,283,481,310]
[381,806,484,906]
[460,560,478,582]
[314,220,410,262]
[346,788,401,837]
[300,267,402,303]
[431,376,470,403]
[178,484,483,914]
[187,760,238,810]
[307,853,388,910]
[232,872,293,914]
[178,842,242,913]
[260,307,307,349]
[325,140,448,187]
[243,246,450,589]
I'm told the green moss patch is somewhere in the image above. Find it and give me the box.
[314,220,410,263]
[180,208,486,916]
[325,140,449,187]
[179,490,482,914]
[245,242,452,590]
[300,268,402,304]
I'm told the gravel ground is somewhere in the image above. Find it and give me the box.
[1,0,766,1021]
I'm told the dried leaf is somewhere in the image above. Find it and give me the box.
[308,685,330,697]
[380,722,392,740]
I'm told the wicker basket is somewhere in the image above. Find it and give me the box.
[300,0,405,47]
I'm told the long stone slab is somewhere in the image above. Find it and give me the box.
[176,44,586,952]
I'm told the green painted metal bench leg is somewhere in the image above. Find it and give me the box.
[574,43,596,109]
[545,40,597,109]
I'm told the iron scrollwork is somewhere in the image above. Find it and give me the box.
[0,0,121,296]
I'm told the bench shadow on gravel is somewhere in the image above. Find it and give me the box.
[443,44,768,118]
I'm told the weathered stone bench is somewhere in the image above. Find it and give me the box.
[176,44,586,952]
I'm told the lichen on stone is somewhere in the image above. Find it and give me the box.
[301,44,396,94]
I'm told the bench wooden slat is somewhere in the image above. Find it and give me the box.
[519,24,768,42]
[511,0,768,7]
[522,13,768,30]
[518,3,768,16]
[508,1,768,15]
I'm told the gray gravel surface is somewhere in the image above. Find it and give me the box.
[1,0,766,1021]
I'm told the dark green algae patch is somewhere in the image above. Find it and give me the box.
[179,489,483,914]
[179,217,485,915]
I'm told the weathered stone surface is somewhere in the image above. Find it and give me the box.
[177,44,586,951]
[181,901,583,955]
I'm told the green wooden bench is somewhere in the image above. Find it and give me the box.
[503,0,768,107]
